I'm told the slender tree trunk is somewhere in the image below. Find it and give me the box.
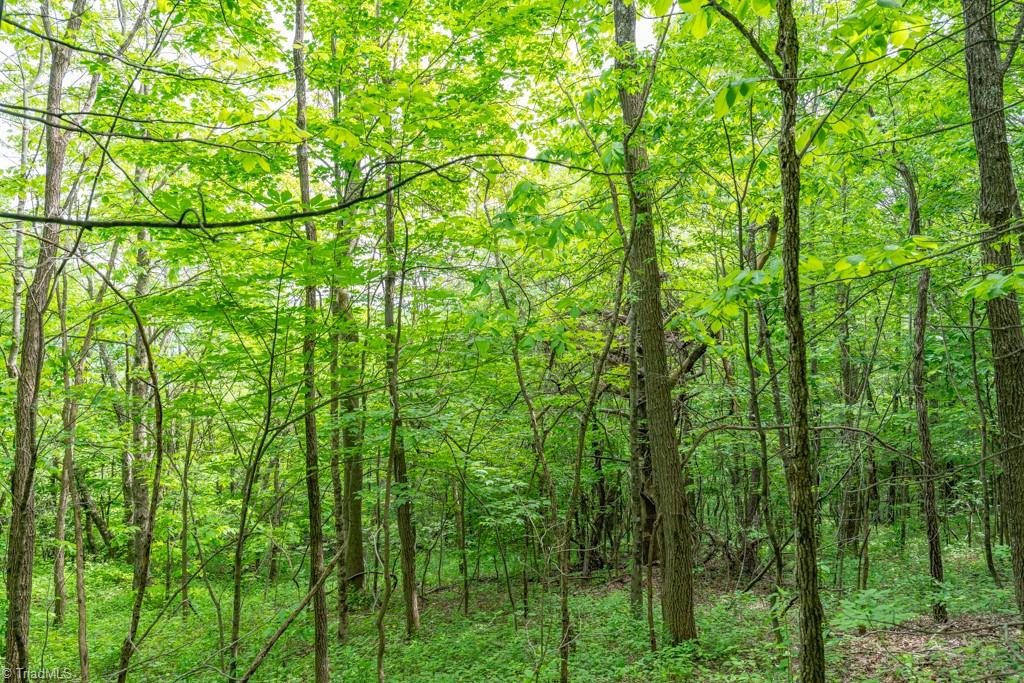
[130,229,152,587]
[343,411,365,591]
[736,219,777,581]
[230,452,266,679]
[114,292,166,683]
[226,175,288,683]
[740,307,783,603]
[776,0,826,678]
[53,279,73,627]
[72,474,88,682]
[293,1,330,677]
[5,46,43,380]
[329,282,349,641]
[383,168,420,637]
[267,455,283,583]
[328,79,353,644]
[54,243,117,625]
[835,281,862,567]
[6,115,28,378]
[558,237,629,683]
[962,0,1024,618]
[97,343,133,527]
[7,227,24,379]
[238,551,344,683]
[457,476,469,615]
[898,162,947,622]
[329,39,365,596]
[181,417,195,615]
[646,518,658,652]
[613,0,696,644]
[969,303,1002,586]
[375,442,397,682]
[627,308,645,616]
[76,475,112,555]
[5,1,86,674]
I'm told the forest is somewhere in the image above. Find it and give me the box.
[1,0,1024,680]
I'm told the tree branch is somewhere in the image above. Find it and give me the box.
[707,0,782,81]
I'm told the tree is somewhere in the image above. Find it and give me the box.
[613,0,697,644]
[5,0,87,675]
[900,161,947,623]
[961,0,1024,619]
[293,0,331,676]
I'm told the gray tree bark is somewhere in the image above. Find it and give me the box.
[4,1,87,675]
[961,0,1024,618]
[613,0,697,644]
[293,0,330,677]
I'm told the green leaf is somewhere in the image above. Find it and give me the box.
[910,235,939,250]
[325,125,360,148]
[830,119,853,135]
[802,255,825,273]
[690,9,711,39]
[751,0,772,18]
[714,88,731,118]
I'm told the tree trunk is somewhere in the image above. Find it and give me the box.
[899,162,947,622]
[835,282,862,564]
[7,227,24,380]
[969,303,1002,587]
[72,475,88,682]
[457,476,469,615]
[181,417,195,616]
[328,72,355,643]
[53,279,73,627]
[613,0,696,644]
[383,168,420,637]
[293,1,330,677]
[328,41,365,596]
[130,229,152,588]
[5,1,86,674]
[267,455,283,582]
[961,0,1024,618]
[776,0,826,678]
[627,307,646,616]
[343,411,365,590]
[76,475,113,556]
[97,343,133,527]
[737,218,779,581]
[55,241,118,626]
[5,46,44,380]
[114,292,167,683]
[329,282,349,641]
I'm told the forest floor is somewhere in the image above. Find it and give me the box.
[20,531,1024,682]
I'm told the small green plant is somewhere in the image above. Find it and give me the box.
[833,589,918,633]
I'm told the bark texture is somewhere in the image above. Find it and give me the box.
[776,0,826,678]
[962,0,1024,618]
[899,162,947,622]
[293,0,330,677]
[5,0,86,674]
[384,169,420,637]
[613,0,696,644]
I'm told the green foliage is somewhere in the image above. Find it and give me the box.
[0,0,1021,679]
[833,589,919,631]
